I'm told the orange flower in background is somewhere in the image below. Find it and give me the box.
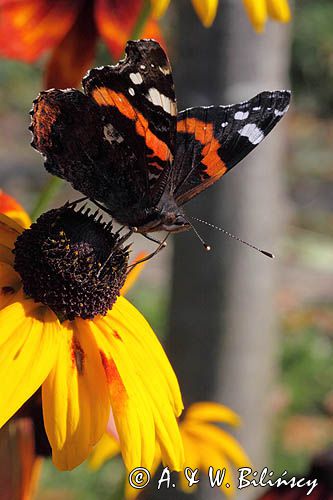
[0,190,31,229]
[0,418,42,500]
[0,0,164,88]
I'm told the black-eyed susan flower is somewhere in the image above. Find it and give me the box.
[0,0,164,88]
[242,0,291,33]
[90,401,251,498]
[0,194,184,472]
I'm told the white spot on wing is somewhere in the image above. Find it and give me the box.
[238,123,265,145]
[221,122,228,128]
[140,64,146,70]
[129,87,135,96]
[129,72,143,85]
[253,106,261,111]
[274,105,289,117]
[147,88,160,106]
[161,93,171,113]
[234,111,249,120]
[147,88,177,116]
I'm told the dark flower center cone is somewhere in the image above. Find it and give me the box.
[14,204,129,320]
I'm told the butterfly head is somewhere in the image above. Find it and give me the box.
[156,193,190,233]
[139,196,190,234]
[159,210,190,233]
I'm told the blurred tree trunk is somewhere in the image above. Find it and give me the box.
[162,2,291,500]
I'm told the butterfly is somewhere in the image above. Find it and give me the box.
[30,39,290,243]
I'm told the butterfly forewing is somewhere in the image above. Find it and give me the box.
[83,39,177,197]
[173,90,291,205]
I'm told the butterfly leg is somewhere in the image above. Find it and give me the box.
[115,225,125,235]
[97,229,134,278]
[91,198,116,217]
[67,196,89,207]
[127,234,169,273]
[142,233,168,246]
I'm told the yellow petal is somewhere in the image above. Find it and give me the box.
[0,202,27,266]
[191,0,219,28]
[42,320,110,470]
[120,252,147,296]
[178,431,201,492]
[89,433,120,470]
[267,0,291,23]
[125,445,162,500]
[185,402,241,427]
[0,262,22,309]
[242,0,267,33]
[195,438,235,496]
[0,213,24,240]
[5,210,31,230]
[111,297,183,417]
[89,319,156,471]
[185,422,251,470]
[0,304,59,428]
[0,243,15,265]
[97,298,184,470]
[150,0,170,18]
[0,298,38,347]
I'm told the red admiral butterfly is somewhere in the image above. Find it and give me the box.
[30,39,290,246]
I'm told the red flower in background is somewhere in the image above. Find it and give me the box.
[0,0,163,88]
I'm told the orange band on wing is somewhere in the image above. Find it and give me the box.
[92,87,171,165]
[177,118,227,177]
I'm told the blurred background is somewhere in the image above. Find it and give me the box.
[0,0,333,499]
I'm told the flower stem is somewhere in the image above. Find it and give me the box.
[30,177,62,221]
[132,0,152,39]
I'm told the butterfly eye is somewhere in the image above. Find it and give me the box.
[174,215,188,226]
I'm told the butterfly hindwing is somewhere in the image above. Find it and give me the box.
[83,39,177,196]
[173,90,291,205]
[30,88,148,220]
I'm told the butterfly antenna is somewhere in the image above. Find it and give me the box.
[185,217,211,251]
[189,216,274,259]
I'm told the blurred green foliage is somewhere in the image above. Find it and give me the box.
[39,458,125,500]
[0,43,114,114]
[292,0,333,116]
[281,325,333,415]
[0,60,40,113]
[274,319,333,476]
